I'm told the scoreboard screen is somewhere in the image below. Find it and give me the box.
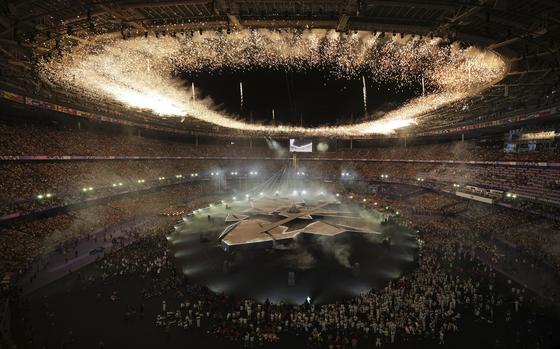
[289,139,313,152]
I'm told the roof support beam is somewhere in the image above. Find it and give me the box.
[336,14,350,32]
[337,0,358,32]
[96,4,147,32]
[214,0,243,28]
[437,0,494,33]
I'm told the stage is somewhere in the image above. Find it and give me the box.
[168,194,418,303]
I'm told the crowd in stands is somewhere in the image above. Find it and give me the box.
[1,118,559,162]
[1,117,559,218]
[0,120,272,158]
[302,161,560,207]
[407,192,462,214]
[0,160,283,216]
[384,192,560,277]
[0,182,210,276]
[1,157,559,225]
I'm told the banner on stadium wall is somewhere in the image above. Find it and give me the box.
[455,191,494,204]
[0,90,24,103]
[520,131,556,140]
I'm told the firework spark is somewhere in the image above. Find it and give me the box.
[38,29,507,136]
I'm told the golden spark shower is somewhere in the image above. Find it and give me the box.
[38,29,507,136]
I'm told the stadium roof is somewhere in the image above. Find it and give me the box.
[0,0,559,138]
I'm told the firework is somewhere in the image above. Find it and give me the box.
[362,76,367,117]
[240,81,244,112]
[38,29,507,136]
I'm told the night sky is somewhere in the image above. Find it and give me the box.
[182,68,421,127]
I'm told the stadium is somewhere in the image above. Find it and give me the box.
[0,0,559,348]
